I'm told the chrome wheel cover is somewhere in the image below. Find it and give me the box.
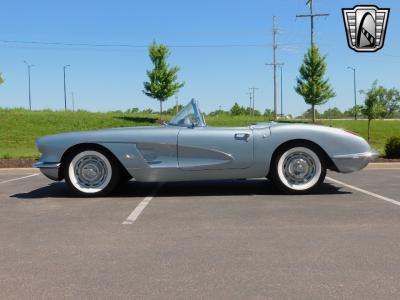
[277,147,322,191]
[68,151,112,193]
[283,152,316,185]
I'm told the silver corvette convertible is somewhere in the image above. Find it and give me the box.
[34,99,378,196]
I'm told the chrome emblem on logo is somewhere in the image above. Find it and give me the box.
[342,5,390,52]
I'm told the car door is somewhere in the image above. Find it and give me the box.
[178,126,254,170]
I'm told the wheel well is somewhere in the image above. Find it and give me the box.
[268,139,338,176]
[58,143,131,180]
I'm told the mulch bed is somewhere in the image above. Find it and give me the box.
[372,157,400,163]
[0,157,400,168]
[0,159,37,168]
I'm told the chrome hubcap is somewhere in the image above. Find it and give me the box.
[283,152,316,185]
[74,155,108,188]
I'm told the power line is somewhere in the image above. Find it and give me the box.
[0,39,272,49]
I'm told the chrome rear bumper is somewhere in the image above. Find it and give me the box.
[33,162,61,181]
[331,151,379,173]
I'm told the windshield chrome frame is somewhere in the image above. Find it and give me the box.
[192,99,206,127]
[167,99,206,128]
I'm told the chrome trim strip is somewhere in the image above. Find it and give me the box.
[33,162,61,169]
[332,151,380,159]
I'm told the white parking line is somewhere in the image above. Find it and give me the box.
[122,183,163,225]
[364,168,400,170]
[326,176,400,207]
[0,173,39,185]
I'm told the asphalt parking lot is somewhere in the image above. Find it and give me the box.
[1,164,400,299]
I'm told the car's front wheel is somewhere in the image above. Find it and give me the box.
[64,148,120,196]
[270,144,326,194]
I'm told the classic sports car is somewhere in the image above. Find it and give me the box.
[34,99,378,196]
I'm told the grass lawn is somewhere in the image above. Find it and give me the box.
[0,109,160,159]
[0,109,399,159]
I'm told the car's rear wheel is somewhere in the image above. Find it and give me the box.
[64,148,120,196]
[270,143,326,194]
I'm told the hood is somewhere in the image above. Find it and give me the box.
[38,125,162,139]
[36,125,167,149]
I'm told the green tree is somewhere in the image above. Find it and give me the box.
[321,107,343,119]
[264,109,274,120]
[143,42,184,120]
[125,107,139,114]
[165,104,183,115]
[301,108,320,120]
[208,109,228,116]
[295,46,336,123]
[142,108,154,114]
[252,109,261,116]
[230,102,244,116]
[344,105,363,118]
[360,81,386,142]
[380,87,400,118]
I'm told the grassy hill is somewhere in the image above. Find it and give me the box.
[0,108,398,159]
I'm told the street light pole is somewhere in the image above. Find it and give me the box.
[63,65,70,111]
[23,61,34,110]
[347,66,357,120]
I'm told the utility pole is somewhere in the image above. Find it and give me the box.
[296,0,329,47]
[249,87,258,117]
[347,67,357,120]
[247,92,252,116]
[266,16,284,120]
[63,65,70,111]
[23,61,34,110]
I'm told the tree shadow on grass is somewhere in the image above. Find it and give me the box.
[114,116,158,124]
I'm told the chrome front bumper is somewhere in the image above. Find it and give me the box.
[33,162,61,181]
[331,151,379,173]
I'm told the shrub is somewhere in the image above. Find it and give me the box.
[385,136,400,158]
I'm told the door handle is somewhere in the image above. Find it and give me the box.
[234,133,250,140]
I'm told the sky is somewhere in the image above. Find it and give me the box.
[0,0,399,116]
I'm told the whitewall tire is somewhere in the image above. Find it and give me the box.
[64,148,120,196]
[271,144,326,194]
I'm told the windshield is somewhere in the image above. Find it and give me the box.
[168,99,205,127]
